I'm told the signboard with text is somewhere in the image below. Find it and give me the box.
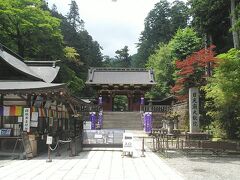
[189,87,200,133]
[23,108,31,132]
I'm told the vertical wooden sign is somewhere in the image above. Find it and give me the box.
[23,108,31,132]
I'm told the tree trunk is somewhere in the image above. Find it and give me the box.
[231,0,240,49]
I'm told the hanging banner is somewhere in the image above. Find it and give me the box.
[23,108,31,132]
[89,112,96,130]
[189,87,200,133]
[144,112,152,133]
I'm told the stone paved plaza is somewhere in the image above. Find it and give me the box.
[1,136,240,180]
[0,137,183,180]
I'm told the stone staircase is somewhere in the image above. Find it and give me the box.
[103,111,143,130]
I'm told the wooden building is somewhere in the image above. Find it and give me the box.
[86,67,156,111]
[0,44,84,157]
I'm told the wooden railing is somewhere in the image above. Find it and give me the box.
[144,105,171,112]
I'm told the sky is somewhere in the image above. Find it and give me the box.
[46,0,172,57]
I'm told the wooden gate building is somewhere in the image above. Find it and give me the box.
[86,68,156,111]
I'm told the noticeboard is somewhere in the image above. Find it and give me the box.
[0,129,12,137]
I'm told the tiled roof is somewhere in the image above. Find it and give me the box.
[86,68,156,85]
[0,46,43,81]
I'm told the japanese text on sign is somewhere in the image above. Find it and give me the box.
[23,108,31,132]
[189,88,200,132]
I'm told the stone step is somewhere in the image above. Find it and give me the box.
[102,111,142,130]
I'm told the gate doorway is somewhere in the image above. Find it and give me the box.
[113,95,128,111]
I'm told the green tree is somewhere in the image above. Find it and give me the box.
[0,0,63,59]
[170,0,189,33]
[146,43,175,98]
[204,48,240,138]
[67,0,84,32]
[51,8,103,80]
[135,0,189,67]
[169,27,202,60]
[115,46,131,67]
[189,0,233,53]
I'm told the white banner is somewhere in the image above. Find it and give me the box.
[23,108,31,132]
[189,87,200,133]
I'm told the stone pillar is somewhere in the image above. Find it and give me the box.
[189,87,200,133]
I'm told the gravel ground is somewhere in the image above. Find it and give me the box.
[157,151,240,180]
[144,139,240,180]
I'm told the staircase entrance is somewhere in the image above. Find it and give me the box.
[82,111,143,148]
[84,68,156,147]
[103,111,142,130]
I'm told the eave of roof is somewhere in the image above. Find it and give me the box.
[0,47,43,81]
[86,67,156,85]
[0,81,66,94]
[28,66,60,83]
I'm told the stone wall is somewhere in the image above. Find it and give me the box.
[172,102,188,130]
[152,112,165,129]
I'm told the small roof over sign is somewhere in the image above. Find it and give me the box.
[86,67,156,86]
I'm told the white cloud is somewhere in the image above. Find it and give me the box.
[47,0,179,57]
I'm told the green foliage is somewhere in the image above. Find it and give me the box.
[146,28,202,99]
[189,0,232,53]
[134,0,189,67]
[58,64,84,95]
[113,95,128,111]
[67,0,84,31]
[51,6,103,94]
[101,46,133,68]
[114,46,131,67]
[0,0,63,59]
[169,27,202,60]
[208,120,227,139]
[204,48,240,139]
[146,43,175,98]
[63,46,82,65]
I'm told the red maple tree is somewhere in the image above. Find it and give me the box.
[172,45,218,101]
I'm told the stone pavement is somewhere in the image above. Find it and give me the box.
[0,136,183,180]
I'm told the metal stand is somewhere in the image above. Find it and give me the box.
[46,145,52,162]
[141,137,145,157]
[12,137,24,160]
